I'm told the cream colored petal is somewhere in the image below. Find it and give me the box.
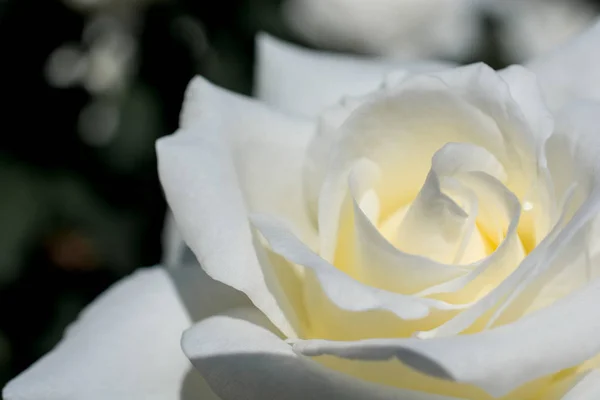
[343,144,524,303]
[252,214,461,317]
[485,201,593,330]
[395,171,468,263]
[419,186,598,339]
[294,275,600,397]
[476,101,600,329]
[251,214,465,340]
[416,172,524,302]
[317,64,541,264]
[348,160,470,294]
[303,91,378,221]
[182,307,461,400]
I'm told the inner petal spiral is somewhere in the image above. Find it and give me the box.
[333,142,529,301]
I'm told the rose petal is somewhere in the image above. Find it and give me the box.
[251,213,466,340]
[158,76,318,336]
[303,91,379,220]
[305,68,507,216]
[181,307,461,400]
[482,193,589,330]
[527,18,600,110]
[178,75,318,248]
[347,159,471,294]
[499,65,557,246]
[499,65,554,147]
[419,186,597,339]
[394,171,469,261]
[551,100,600,191]
[255,33,453,118]
[2,265,247,400]
[318,64,541,263]
[415,172,524,302]
[561,370,600,400]
[293,275,600,397]
[318,154,524,311]
[478,101,600,329]
[417,100,600,334]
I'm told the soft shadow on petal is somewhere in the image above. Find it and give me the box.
[2,266,226,400]
[168,261,251,325]
[560,370,600,400]
[481,101,600,329]
[172,265,251,400]
[294,274,600,398]
[251,214,465,340]
[158,76,320,337]
[180,369,221,400]
[162,209,187,267]
[181,307,460,400]
[255,33,454,118]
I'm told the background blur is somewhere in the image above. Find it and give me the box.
[0,0,599,387]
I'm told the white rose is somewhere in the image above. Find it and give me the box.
[6,21,600,400]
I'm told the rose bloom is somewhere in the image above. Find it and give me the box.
[5,20,600,400]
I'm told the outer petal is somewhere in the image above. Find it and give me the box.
[499,65,554,147]
[158,77,318,337]
[294,274,600,397]
[255,33,453,118]
[3,265,248,400]
[527,18,600,110]
[181,307,460,400]
[162,209,186,267]
[480,100,600,330]
[177,75,317,247]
